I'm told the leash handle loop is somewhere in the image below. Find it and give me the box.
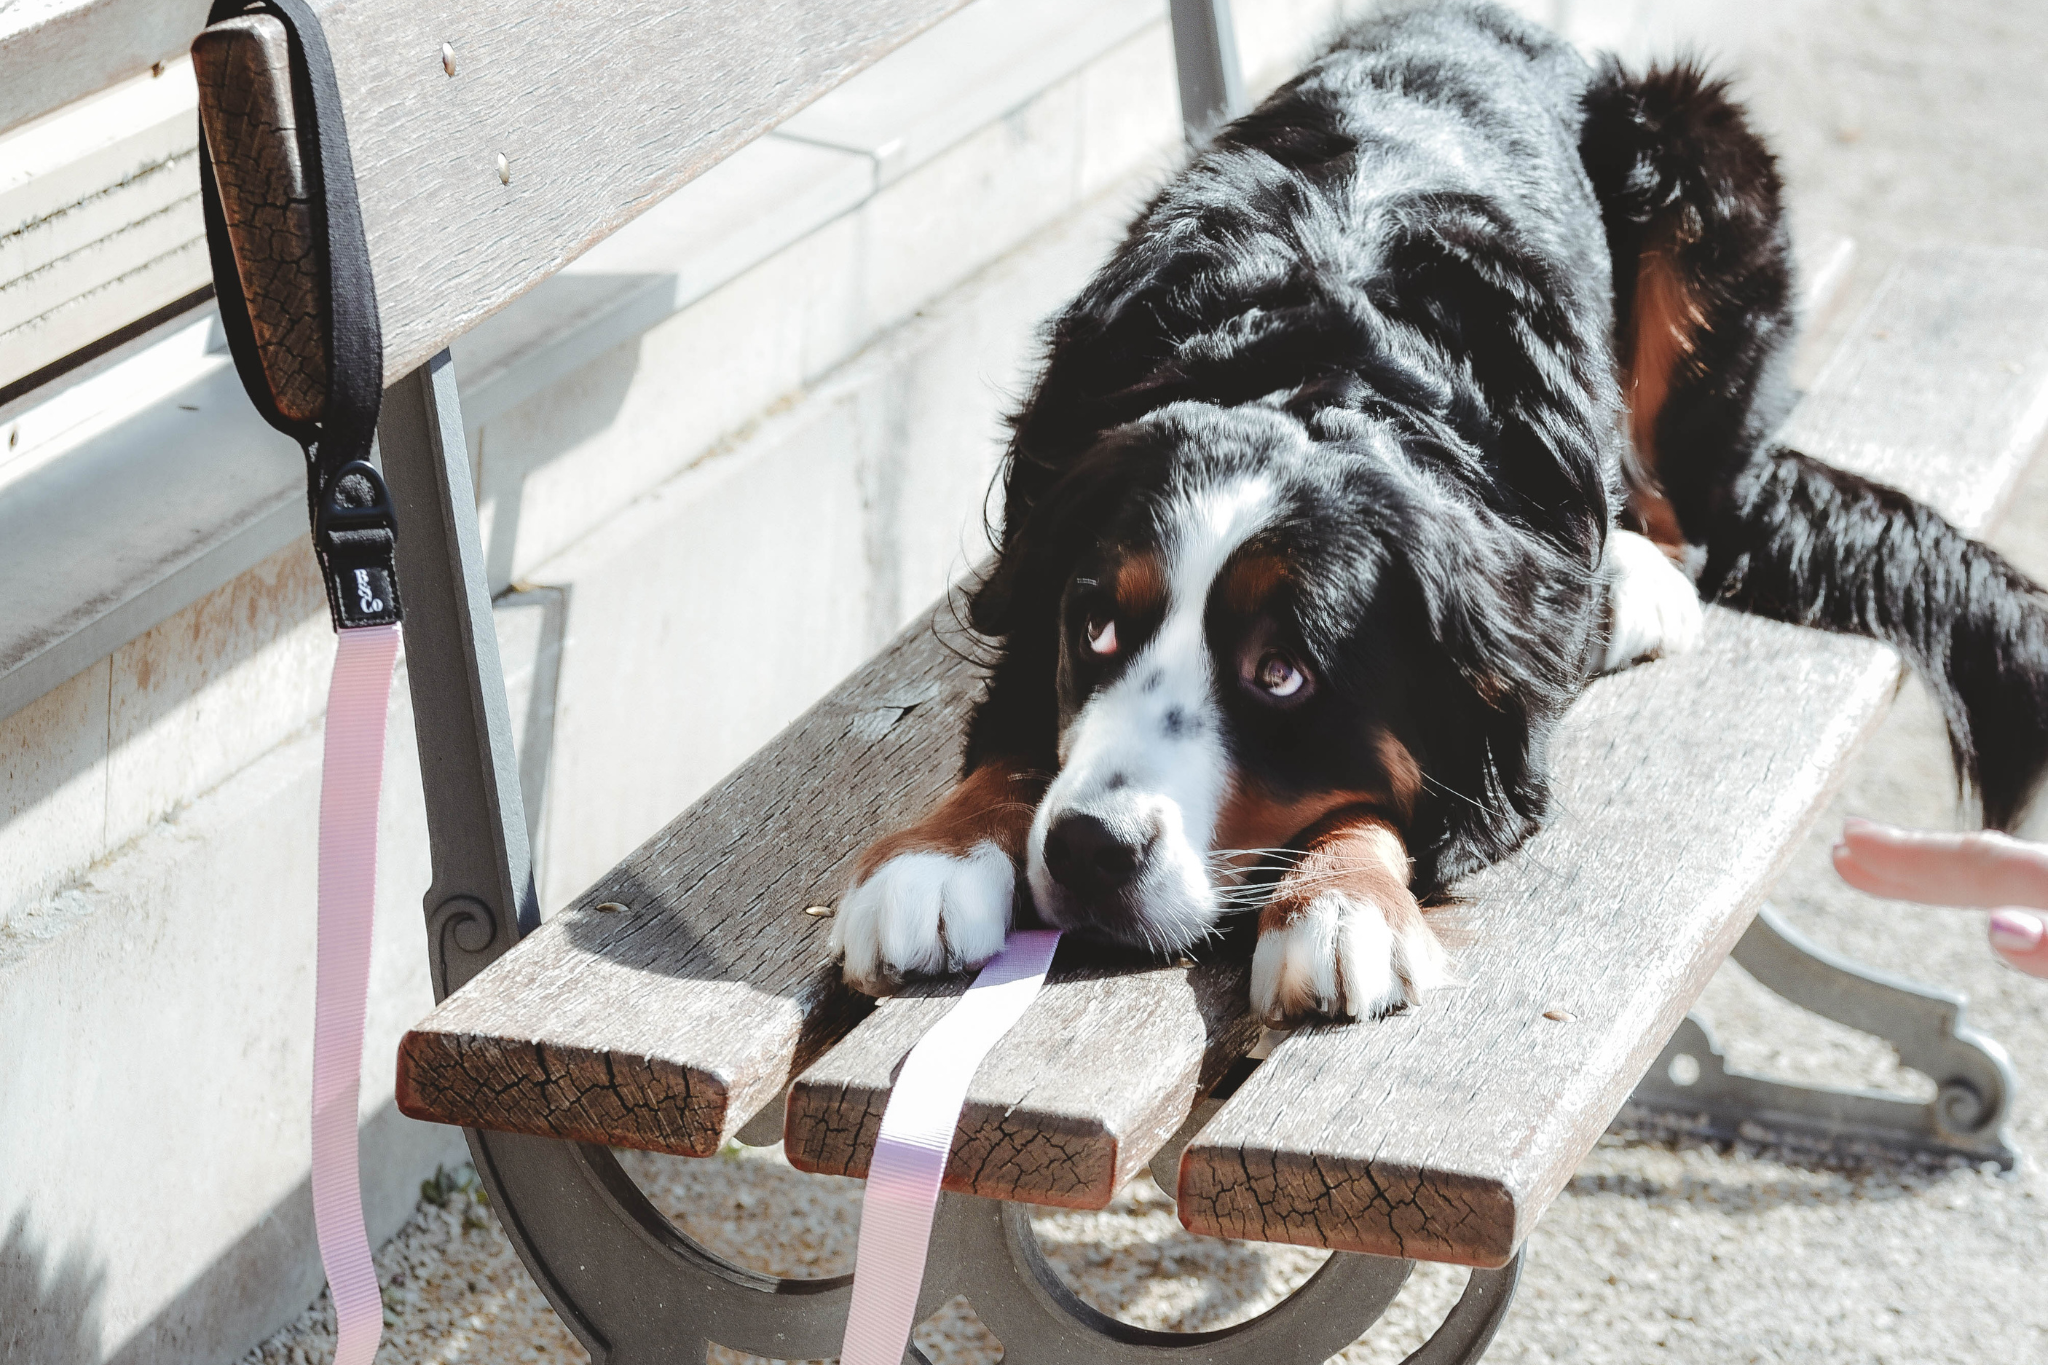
[197,3,402,1357]
[198,0,397,631]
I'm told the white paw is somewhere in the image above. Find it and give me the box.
[1601,528,1705,673]
[831,841,1014,993]
[1249,892,1451,1025]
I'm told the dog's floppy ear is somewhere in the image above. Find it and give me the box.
[969,430,1152,639]
[961,433,1151,775]
[1392,489,1594,888]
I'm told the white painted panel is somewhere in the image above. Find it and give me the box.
[0,0,210,137]
[779,0,1161,184]
[0,57,208,389]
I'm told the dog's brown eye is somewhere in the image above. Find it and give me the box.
[1087,615,1118,655]
[1253,650,1307,698]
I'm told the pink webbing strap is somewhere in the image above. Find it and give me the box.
[311,623,401,1365]
[839,929,1064,1365]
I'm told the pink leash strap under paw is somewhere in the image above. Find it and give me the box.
[839,929,1063,1365]
[312,623,401,1365]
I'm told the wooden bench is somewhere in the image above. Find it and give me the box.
[395,237,2043,1224]
[195,1,2039,1359]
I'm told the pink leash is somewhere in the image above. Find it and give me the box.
[839,928,1063,1365]
[311,623,401,1365]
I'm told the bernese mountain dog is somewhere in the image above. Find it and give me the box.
[830,0,2048,1025]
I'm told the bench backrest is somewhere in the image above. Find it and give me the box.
[193,0,988,419]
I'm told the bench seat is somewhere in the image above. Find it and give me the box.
[396,245,2048,1269]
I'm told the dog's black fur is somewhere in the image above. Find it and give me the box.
[1584,61,2048,828]
[954,0,2048,912]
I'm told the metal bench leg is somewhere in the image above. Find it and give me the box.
[1169,0,1245,144]
[921,1193,1522,1364]
[381,354,898,1363]
[1627,902,2019,1167]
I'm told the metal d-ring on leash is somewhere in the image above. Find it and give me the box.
[840,930,1064,1365]
[199,2,398,1362]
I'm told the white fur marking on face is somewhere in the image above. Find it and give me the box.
[833,841,1013,988]
[1601,529,1705,673]
[1030,475,1278,945]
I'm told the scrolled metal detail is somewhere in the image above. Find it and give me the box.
[1935,1079,1990,1135]
[427,894,500,996]
[1625,903,2021,1169]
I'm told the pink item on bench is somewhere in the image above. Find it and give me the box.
[312,623,401,1365]
[838,929,1064,1365]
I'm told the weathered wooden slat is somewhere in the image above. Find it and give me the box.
[783,956,1260,1208]
[193,0,971,403]
[1174,245,2048,1266]
[395,620,976,1155]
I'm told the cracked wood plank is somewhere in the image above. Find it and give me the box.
[395,616,973,1155]
[1175,246,2048,1266]
[783,955,1260,1208]
[195,0,970,386]
[193,15,327,422]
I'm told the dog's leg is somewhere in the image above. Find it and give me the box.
[1249,812,1451,1025]
[832,759,1046,993]
[1600,527,1705,672]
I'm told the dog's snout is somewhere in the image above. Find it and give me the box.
[1043,813,1154,896]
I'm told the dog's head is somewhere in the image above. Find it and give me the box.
[971,400,1594,954]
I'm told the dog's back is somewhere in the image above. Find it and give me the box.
[1002,3,1626,575]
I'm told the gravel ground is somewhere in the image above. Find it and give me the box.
[241,1,2048,1360]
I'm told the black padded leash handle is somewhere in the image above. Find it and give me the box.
[198,0,400,630]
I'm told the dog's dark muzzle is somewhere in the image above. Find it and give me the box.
[1042,812,1155,896]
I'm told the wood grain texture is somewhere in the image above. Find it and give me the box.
[193,16,327,422]
[784,957,1260,1208]
[395,616,976,1155]
[1174,247,2048,1267]
[298,0,970,381]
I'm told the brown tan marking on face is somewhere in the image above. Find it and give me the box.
[1371,727,1423,822]
[1221,551,1290,615]
[1213,784,1388,875]
[853,758,1048,879]
[1114,551,1166,619]
[1256,812,1415,934]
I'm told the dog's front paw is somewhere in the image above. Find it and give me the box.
[1602,528,1705,672]
[831,841,1015,994]
[1249,890,1450,1025]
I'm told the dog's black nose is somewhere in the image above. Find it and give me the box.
[1043,813,1151,896]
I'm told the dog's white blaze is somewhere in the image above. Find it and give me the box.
[1030,475,1277,941]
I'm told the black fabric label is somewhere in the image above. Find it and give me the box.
[335,566,396,626]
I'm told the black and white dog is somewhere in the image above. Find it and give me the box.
[831,0,2048,1024]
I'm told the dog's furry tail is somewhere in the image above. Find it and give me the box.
[1584,59,2048,828]
[1701,452,2048,828]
